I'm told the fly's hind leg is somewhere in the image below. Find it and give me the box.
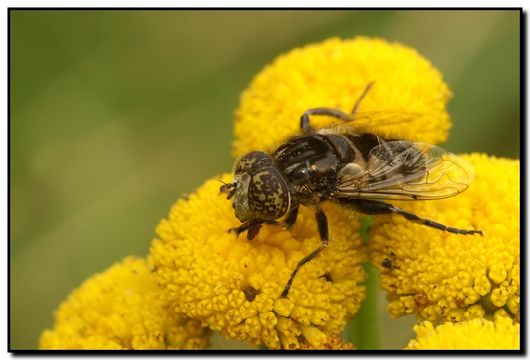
[340,198,483,236]
[300,81,374,133]
[281,206,329,298]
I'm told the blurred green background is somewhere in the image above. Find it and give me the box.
[10,10,519,350]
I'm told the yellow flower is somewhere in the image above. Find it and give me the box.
[149,175,366,349]
[370,153,520,323]
[299,336,355,350]
[39,257,211,350]
[406,316,520,350]
[234,36,452,157]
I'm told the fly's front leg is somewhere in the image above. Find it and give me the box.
[350,81,374,115]
[228,220,263,240]
[230,207,300,241]
[340,198,483,236]
[300,108,354,133]
[299,82,374,133]
[281,206,329,298]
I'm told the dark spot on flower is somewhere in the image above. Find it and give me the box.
[480,295,498,313]
[243,286,260,302]
[381,258,393,269]
[414,292,430,307]
[455,298,465,308]
[319,272,333,282]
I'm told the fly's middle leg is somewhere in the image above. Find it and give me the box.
[281,206,329,298]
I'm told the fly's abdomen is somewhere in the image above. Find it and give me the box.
[342,133,427,186]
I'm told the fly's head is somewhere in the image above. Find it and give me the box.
[221,151,291,223]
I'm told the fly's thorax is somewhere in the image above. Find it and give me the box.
[231,151,291,222]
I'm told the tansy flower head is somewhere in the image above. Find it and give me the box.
[233,37,452,157]
[39,257,211,350]
[406,317,520,350]
[370,154,520,323]
[149,175,366,349]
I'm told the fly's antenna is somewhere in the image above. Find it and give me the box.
[215,177,229,185]
[217,177,236,199]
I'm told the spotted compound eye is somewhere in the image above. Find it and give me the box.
[248,168,290,221]
[235,151,273,175]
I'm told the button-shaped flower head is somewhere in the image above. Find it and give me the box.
[370,154,520,323]
[149,176,366,349]
[39,257,211,350]
[234,37,452,158]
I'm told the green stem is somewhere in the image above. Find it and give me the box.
[346,217,381,349]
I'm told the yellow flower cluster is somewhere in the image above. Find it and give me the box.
[41,36,514,350]
[370,153,520,323]
[39,257,211,350]
[406,316,520,350]
[234,36,452,157]
[149,175,366,349]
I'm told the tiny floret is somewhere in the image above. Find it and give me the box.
[299,335,356,350]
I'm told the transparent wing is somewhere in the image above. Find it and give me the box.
[336,141,474,200]
[313,109,426,135]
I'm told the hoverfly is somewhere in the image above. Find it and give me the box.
[220,83,482,298]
